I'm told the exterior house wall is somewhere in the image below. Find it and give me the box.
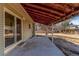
[22,20,33,41]
[0,4,4,56]
[0,3,34,55]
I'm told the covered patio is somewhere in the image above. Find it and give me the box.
[6,36,64,56]
[1,3,79,56]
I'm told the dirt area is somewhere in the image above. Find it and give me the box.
[53,37,79,56]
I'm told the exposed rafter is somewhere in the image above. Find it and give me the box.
[21,3,79,25]
[26,7,60,19]
[22,4,65,16]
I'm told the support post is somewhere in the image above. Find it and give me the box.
[45,26,48,36]
[51,24,54,42]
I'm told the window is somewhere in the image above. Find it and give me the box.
[5,12,22,47]
[5,12,15,47]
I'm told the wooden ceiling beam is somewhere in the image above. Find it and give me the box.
[24,6,60,19]
[29,14,52,25]
[21,3,79,25]
[27,10,60,25]
[29,13,53,21]
[65,4,79,8]
[63,10,79,20]
[54,10,79,24]
[36,3,72,14]
[33,18,51,25]
[22,3,65,17]
[61,3,79,11]
[27,10,56,20]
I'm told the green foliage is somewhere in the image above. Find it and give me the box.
[62,21,69,28]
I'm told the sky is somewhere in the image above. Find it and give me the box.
[69,15,79,25]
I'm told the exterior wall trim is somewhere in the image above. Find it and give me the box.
[4,7,23,20]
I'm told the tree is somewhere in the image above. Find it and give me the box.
[62,21,70,29]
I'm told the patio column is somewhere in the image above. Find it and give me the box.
[45,26,49,36]
[51,24,54,41]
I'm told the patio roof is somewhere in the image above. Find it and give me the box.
[21,3,79,25]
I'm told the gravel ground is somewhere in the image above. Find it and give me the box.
[53,37,79,56]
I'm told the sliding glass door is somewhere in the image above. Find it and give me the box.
[5,12,22,47]
[16,18,22,41]
[5,12,15,47]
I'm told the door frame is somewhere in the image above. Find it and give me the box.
[4,7,23,54]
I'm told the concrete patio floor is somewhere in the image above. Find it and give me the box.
[5,36,64,56]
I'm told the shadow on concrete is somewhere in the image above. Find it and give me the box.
[53,37,79,56]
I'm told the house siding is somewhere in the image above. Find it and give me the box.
[0,4,4,56]
[22,20,33,41]
[0,4,34,55]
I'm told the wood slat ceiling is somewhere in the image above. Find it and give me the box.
[21,3,79,25]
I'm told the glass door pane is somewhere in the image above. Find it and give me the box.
[16,18,22,41]
[5,12,15,47]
